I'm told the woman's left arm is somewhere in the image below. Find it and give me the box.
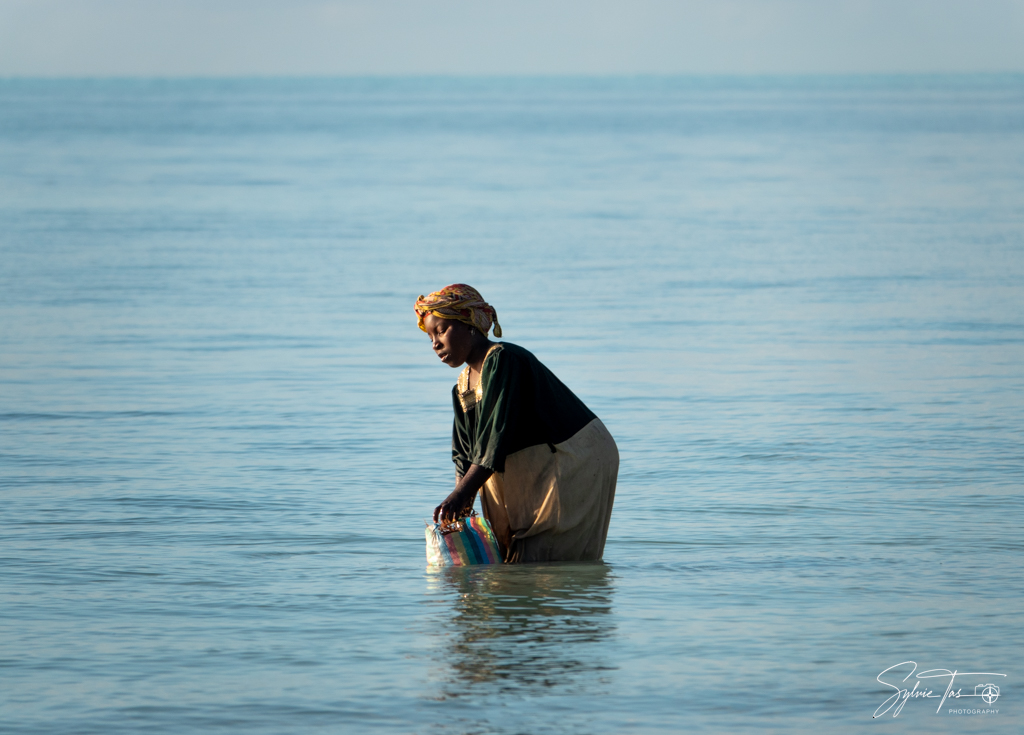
[433,463,493,523]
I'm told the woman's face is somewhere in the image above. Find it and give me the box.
[423,313,474,368]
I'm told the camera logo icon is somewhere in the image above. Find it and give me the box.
[976,683,1000,705]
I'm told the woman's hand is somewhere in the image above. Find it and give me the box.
[433,463,494,523]
[433,485,475,524]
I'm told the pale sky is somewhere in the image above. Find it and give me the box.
[1,0,1022,76]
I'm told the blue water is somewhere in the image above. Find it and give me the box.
[1,76,1022,733]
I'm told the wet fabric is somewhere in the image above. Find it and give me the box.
[480,417,618,563]
[424,515,502,566]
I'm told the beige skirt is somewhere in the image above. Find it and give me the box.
[479,418,618,563]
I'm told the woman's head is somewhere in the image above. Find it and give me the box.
[415,284,502,368]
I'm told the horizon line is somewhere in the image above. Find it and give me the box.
[3,70,1024,82]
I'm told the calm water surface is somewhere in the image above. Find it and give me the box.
[1,77,1023,733]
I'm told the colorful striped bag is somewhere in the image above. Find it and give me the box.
[425,513,502,566]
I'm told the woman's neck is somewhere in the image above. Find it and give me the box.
[465,339,494,375]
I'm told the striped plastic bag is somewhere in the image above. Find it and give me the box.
[425,513,502,566]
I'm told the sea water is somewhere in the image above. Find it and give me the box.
[1,76,1022,733]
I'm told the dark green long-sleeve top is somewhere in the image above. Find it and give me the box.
[452,342,596,476]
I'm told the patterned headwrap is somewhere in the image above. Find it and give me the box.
[415,284,502,338]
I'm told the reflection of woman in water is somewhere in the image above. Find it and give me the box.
[430,565,616,696]
[415,284,618,563]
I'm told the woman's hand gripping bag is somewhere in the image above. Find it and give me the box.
[425,513,502,566]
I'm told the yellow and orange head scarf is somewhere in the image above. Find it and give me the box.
[415,284,502,338]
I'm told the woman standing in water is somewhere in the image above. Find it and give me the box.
[416,284,618,563]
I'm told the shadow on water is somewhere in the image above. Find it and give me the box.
[424,562,618,700]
